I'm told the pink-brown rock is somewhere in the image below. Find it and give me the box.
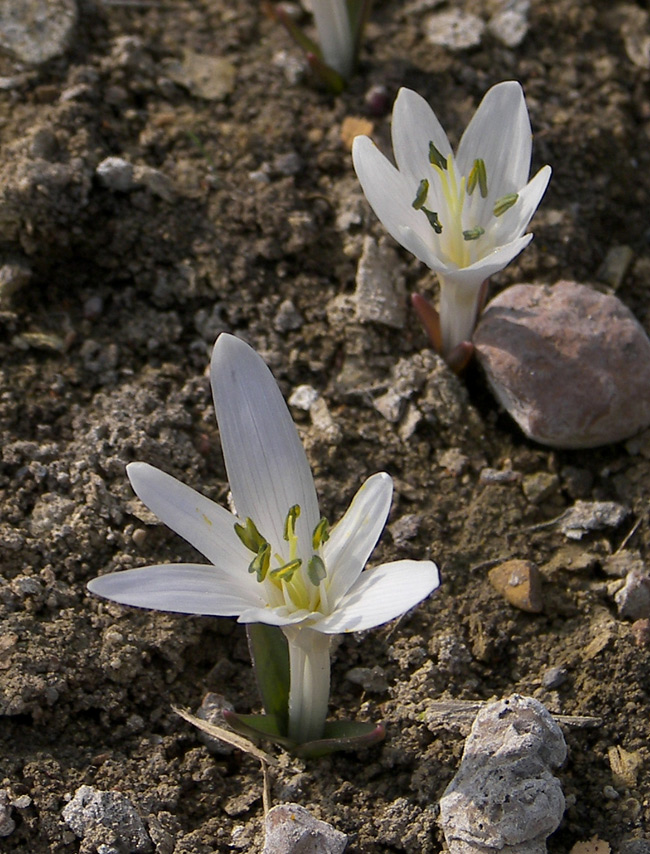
[474,281,650,448]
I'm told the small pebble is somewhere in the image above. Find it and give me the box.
[541,665,568,689]
[615,569,650,621]
[345,665,389,693]
[161,50,236,100]
[288,384,319,411]
[474,281,650,448]
[354,236,406,329]
[273,298,303,333]
[131,528,147,548]
[96,157,134,193]
[0,791,15,837]
[596,245,635,290]
[0,0,77,64]
[488,559,543,613]
[630,618,650,646]
[0,262,31,303]
[522,472,559,504]
[389,513,421,547]
[603,550,644,578]
[425,9,485,49]
[488,2,529,48]
[194,693,236,755]
[262,803,348,854]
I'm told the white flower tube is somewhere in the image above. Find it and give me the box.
[88,334,440,743]
[352,82,551,357]
[310,0,355,79]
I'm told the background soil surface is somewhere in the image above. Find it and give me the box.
[1,0,650,851]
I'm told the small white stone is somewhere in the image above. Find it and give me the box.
[425,9,485,50]
[355,236,406,329]
[96,157,134,192]
[288,384,319,411]
[262,803,348,854]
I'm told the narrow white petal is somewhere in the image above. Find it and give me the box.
[440,234,533,293]
[87,564,262,616]
[491,165,552,244]
[314,560,440,633]
[211,334,320,555]
[352,135,433,250]
[397,225,451,274]
[127,462,248,568]
[311,0,354,78]
[237,606,312,627]
[457,81,532,203]
[324,472,393,604]
[392,88,452,188]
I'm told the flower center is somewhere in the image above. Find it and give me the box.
[412,143,518,268]
[234,505,331,614]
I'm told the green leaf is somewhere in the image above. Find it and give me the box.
[294,720,386,758]
[347,0,373,60]
[246,623,290,734]
[223,711,296,751]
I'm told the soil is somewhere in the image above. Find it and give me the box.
[1,0,650,852]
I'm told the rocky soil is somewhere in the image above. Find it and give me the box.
[1,0,650,852]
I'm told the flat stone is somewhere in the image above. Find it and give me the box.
[162,50,236,100]
[488,1,530,48]
[558,500,629,540]
[262,803,348,854]
[62,786,152,853]
[0,0,77,64]
[488,559,543,613]
[615,569,650,621]
[354,236,406,329]
[474,281,650,448]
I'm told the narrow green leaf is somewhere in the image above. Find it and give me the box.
[223,711,295,751]
[246,623,290,734]
[294,720,386,758]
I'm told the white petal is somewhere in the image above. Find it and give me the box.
[352,135,433,251]
[323,472,393,604]
[396,225,451,275]
[127,462,249,568]
[392,88,452,189]
[314,560,440,633]
[457,81,533,201]
[490,165,552,244]
[236,605,312,627]
[211,334,320,555]
[87,564,262,616]
[440,234,533,294]
[311,0,354,78]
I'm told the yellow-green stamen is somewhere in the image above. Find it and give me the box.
[270,558,303,582]
[463,226,485,241]
[284,504,301,542]
[467,159,488,198]
[234,517,266,553]
[312,518,330,550]
[493,193,518,216]
[248,542,271,582]
[412,179,429,210]
[429,141,448,170]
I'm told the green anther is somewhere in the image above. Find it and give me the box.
[428,141,448,170]
[463,226,485,241]
[234,517,266,553]
[412,179,429,210]
[307,555,327,586]
[248,542,271,582]
[270,558,303,582]
[312,517,330,550]
[467,159,488,198]
[283,504,301,542]
[422,207,443,234]
[493,193,518,216]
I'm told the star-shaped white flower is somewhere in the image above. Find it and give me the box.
[88,333,439,742]
[352,82,551,357]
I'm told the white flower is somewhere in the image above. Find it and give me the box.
[352,82,551,357]
[88,333,439,743]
